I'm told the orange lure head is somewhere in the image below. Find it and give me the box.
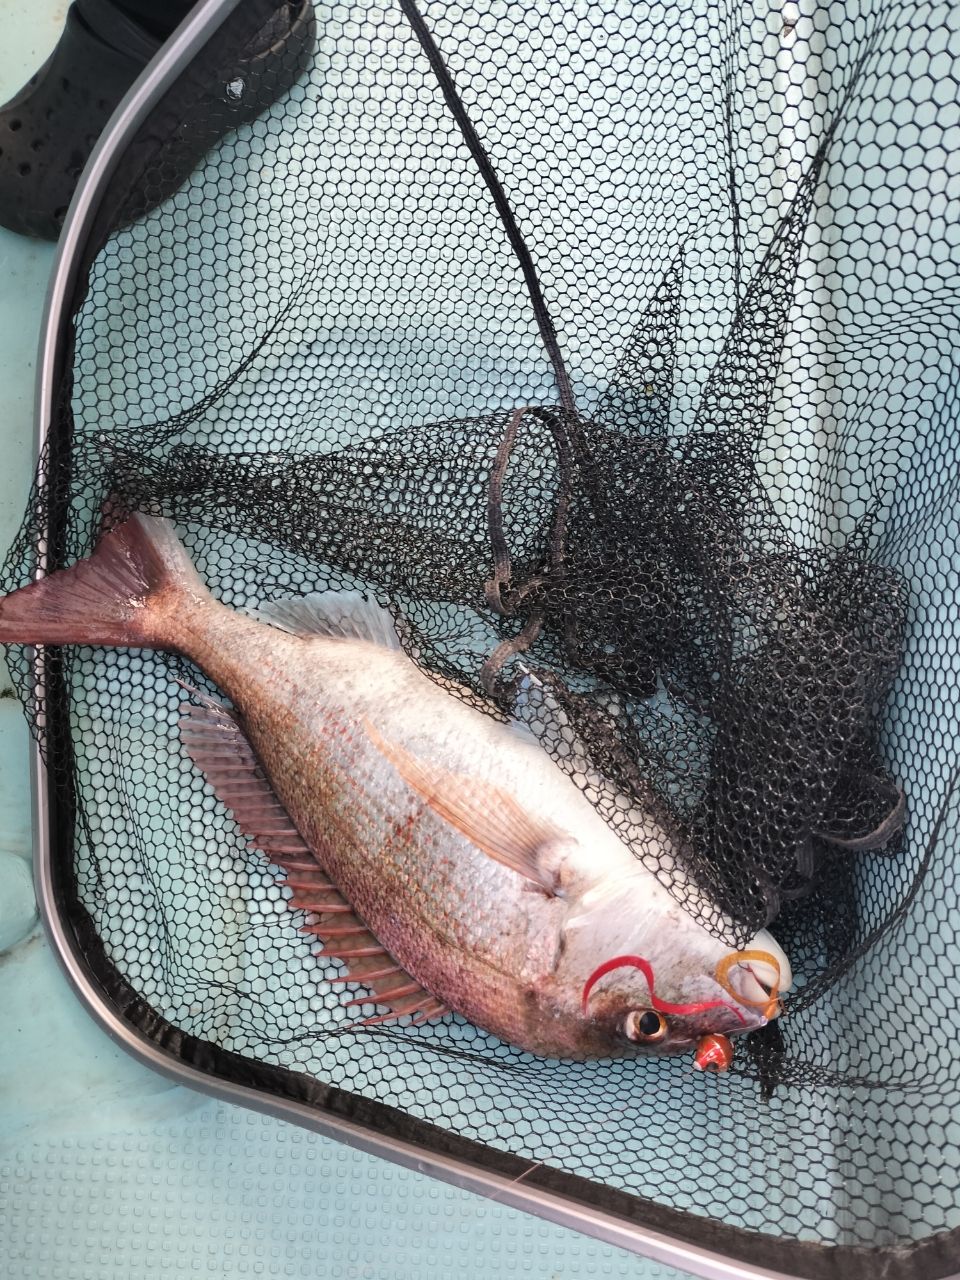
[693,1033,735,1072]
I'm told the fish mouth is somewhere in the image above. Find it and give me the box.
[715,949,786,1021]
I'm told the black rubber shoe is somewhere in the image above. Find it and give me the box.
[0,0,316,240]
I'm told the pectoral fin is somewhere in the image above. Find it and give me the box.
[365,720,573,895]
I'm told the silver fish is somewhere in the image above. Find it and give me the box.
[0,514,792,1063]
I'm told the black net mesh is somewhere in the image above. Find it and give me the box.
[5,0,960,1271]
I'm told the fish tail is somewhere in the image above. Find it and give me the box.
[0,513,211,650]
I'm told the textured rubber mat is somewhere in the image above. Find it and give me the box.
[0,1098,690,1279]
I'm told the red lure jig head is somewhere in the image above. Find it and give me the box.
[694,1033,734,1072]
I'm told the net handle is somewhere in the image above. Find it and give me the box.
[399,0,577,414]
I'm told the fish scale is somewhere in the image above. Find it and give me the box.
[180,630,555,1041]
[234,663,538,966]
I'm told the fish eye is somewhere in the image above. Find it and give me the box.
[623,1009,668,1044]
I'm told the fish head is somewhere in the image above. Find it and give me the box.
[571,897,793,1059]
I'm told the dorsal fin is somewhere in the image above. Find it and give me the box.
[251,590,402,649]
[179,697,317,864]
[179,693,445,1025]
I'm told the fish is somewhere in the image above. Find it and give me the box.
[0,513,792,1063]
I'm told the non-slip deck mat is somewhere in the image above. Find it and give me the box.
[0,1098,690,1280]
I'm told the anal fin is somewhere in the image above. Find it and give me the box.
[179,693,445,1026]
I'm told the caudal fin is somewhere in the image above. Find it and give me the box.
[0,514,210,650]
